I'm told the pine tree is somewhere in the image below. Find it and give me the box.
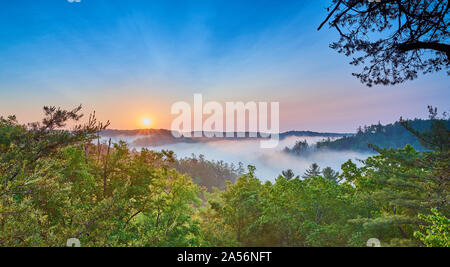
[322,167,339,183]
[302,163,321,179]
[281,169,298,180]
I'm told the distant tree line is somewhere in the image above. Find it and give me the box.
[316,118,450,152]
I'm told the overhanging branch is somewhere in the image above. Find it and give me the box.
[397,42,450,59]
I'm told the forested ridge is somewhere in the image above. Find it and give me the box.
[0,106,448,247]
[316,119,450,152]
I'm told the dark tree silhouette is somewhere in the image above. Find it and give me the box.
[283,140,310,156]
[318,0,449,86]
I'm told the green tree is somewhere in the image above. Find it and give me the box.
[281,169,298,181]
[220,166,265,246]
[302,163,322,179]
[414,209,449,247]
[322,167,340,183]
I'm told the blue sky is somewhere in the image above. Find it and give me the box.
[0,0,448,132]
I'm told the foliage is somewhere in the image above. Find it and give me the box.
[0,107,201,247]
[414,209,449,247]
[199,165,374,247]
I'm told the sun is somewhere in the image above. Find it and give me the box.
[141,117,152,128]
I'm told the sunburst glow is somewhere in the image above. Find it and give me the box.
[141,117,152,128]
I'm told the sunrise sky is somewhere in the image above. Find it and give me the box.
[0,0,448,132]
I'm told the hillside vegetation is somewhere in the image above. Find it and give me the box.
[0,106,448,247]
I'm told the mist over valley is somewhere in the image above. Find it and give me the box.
[100,130,371,181]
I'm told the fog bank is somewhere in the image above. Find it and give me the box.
[102,135,373,182]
